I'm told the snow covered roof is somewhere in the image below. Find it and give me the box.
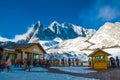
[88,48,111,57]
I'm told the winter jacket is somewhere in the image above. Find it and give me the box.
[5,58,12,67]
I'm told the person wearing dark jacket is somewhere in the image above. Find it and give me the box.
[68,58,71,66]
[61,58,65,66]
[116,56,119,67]
[110,57,116,68]
[27,59,31,72]
[0,47,3,71]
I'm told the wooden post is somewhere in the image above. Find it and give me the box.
[31,52,33,65]
[22,51,25,60]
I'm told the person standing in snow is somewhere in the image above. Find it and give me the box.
[110,57,116,68]
[23,59,27,71]
[14,57,18,68]
[75,58,79,66]
[116,56,119,67]
[68,58,71,66]
[88,58,92,67]
[5,55,12,72]
[27,59,31,72]
[61,58,65,66]
[0,47,3,61]
[0,47,3,71]
[72,58,75,66]
[19,59,23,68]
[46,59,51,67]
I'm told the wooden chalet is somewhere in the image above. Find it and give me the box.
[1,43,46,63]
[88,48,111,69]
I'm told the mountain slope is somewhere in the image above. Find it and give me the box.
[89,22,120,49]
[46,22,120,57]
[46,37,92,54]
[0,36,10,42]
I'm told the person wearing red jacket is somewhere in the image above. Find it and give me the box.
[5,55,12,72]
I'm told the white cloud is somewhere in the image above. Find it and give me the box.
[98,6,120,21]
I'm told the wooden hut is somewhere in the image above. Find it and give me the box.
[88,48,111,69]
[1,43,46,64]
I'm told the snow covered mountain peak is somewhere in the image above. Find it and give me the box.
[27,21,96,42]
[100,22,114,30]
[35,20,41,27]
[49,21,61,28]
[33,21,43,30]
[61,22,80,29]
[51,21,60,25]
[62,22,72,27]
[0,20,96,45]
[89,22,120,49]
[2,21,120,61]
[48,21,61,33]
[100,22,120,31]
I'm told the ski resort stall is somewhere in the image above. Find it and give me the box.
[88,48,111,69]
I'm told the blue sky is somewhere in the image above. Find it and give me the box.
[0,0,120,39]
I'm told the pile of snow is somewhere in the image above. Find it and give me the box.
[51,67,96,74]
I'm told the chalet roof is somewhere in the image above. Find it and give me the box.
[0,43,46,53]
[88,48,111,57]
[1,43,37,49]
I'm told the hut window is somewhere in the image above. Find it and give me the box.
[100,56,106,60]
[34,54,39,59]
[93,56,106,62]
[97,56,106,61]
